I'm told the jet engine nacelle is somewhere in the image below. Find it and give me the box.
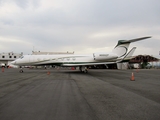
[93,52,118,61]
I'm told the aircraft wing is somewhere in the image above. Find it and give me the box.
[62,62,117,67]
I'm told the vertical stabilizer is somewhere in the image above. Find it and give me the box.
[112,36,151,57]
[112,42,130,57]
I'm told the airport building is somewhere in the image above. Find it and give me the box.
[0,52,23,67]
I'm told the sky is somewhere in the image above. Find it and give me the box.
[0,0,160,58]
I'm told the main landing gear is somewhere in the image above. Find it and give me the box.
[79,66,88,73]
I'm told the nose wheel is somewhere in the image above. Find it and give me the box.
[19,67,24,73]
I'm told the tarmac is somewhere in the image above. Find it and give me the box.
[0,68,160,120]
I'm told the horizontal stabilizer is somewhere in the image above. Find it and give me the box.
[118,36,151,44]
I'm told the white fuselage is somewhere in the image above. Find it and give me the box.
[12,53,118,67]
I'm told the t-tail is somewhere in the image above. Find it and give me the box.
[112,36,151,58]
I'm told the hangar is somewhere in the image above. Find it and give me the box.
[116,55,159,69]
[128,55,159,68]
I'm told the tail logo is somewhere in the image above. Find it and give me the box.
[114,46,128,57]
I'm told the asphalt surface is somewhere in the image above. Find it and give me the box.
[0,68,160,120]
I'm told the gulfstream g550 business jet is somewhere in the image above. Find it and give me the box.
[11,36,151,72]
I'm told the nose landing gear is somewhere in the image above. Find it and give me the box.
[19,66,24,73]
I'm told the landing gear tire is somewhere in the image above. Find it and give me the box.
[84,69,88,73]
[79,66,88,73]
[19,70,23,73]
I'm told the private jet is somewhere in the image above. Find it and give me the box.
[10,36,151,73]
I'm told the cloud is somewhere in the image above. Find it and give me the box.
[0,0,159,58]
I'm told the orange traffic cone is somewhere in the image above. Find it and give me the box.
[130,72,135,81]
[47,71,50,75]
[2,67,4,72]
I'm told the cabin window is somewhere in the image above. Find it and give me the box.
[2,56,5,58]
